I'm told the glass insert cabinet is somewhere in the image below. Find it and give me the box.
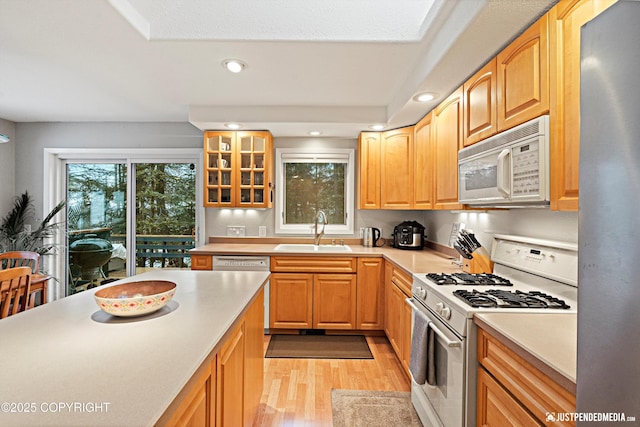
[204,131,273,208]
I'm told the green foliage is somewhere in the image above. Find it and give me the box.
[0,191,66,255]
[67,163,195,237]
[135,163,196,235]
[284,162,345,224]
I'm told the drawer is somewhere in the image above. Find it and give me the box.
[270,256,357,273]
[191,255,213,270]
[477,328,576,426]
[477,366,543,427]
[390,265,412,297]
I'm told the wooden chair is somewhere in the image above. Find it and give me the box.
[0,267,32,318]
[0,251,40,273]
[0,251,42,308]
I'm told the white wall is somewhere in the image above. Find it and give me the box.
[424,209,579,251]
[14,122,202,218]
[0,118,16,214]
[13,122,579,246]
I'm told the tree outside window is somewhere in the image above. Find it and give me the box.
[276,148,354,235]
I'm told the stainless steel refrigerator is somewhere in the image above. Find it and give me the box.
[579,1,640,422]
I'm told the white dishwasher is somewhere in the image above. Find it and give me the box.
[211,255,270,334]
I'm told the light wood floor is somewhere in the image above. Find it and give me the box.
[253,334,411,427]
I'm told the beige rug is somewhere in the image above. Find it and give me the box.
[331,389,423,427]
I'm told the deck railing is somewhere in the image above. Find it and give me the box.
[134,235,195,268]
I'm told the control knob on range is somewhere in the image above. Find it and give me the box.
[435,302,452,320]
[414,286,427,300]
[441,306,451,320]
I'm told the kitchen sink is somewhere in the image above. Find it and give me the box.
[274,243,352,253]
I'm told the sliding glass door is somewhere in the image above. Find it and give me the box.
[66,161,197,295]
[133,163,196,275]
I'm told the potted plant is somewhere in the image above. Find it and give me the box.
[0,192,66,264]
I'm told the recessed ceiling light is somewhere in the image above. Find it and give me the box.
[309,131,321,136]
[412,92,438,102]
[222,59,247,73]
[225,123,241,130]
[369,124,385,131]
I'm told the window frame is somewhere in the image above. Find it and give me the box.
[274,147,355,235]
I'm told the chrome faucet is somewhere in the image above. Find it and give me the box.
[314,210,328,245]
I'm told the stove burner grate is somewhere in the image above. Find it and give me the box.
[425,272,513,286]
[453,289,571,309]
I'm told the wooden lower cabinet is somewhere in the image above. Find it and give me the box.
[191,254,213,271]
[313,274,357,329]
[400,296,412,374]
[217,322,245,427]
[270,272,356,330]
[243,288,265,426]
[270,256,382,331]
[477,367,542,427]
[270,273,314,329]
[162,290,264,427]
[384,261,413,377]
[477,327,576,427]
[356,258,385,330]
[385,276,404,357]
[164,364,214,427]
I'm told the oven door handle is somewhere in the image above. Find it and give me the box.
[407,298,462,348]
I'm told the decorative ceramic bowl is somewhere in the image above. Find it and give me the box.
[94,280,176,317]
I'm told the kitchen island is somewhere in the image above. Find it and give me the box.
[0,270,268,427]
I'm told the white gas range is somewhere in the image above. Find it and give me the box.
[408,234,578,427]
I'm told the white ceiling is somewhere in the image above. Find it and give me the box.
[0,0,556,138]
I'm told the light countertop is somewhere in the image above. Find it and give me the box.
[0,270,269,427]
[192,240,577,393]
[474,312,577,393]
[191,241,463,275]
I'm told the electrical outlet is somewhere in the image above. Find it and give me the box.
[226,226,246,237]
[258,226,267,237]
[359,227,364,238]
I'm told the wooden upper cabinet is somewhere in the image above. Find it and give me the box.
[357,132,381,209]
[497,13,550,132]
[549,0,616,211]
[380,127,415,209]
[433,87,464,210]
[414,112,435,209]
[204,130,272,208]
[463,58,498,147]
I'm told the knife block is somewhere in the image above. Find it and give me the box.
[462,249,494,274]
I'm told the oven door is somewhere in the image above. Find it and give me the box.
[408,298,465,427]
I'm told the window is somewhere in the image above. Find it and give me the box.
[275,148,354,235]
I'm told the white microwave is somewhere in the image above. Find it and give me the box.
[458,115,550,207]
